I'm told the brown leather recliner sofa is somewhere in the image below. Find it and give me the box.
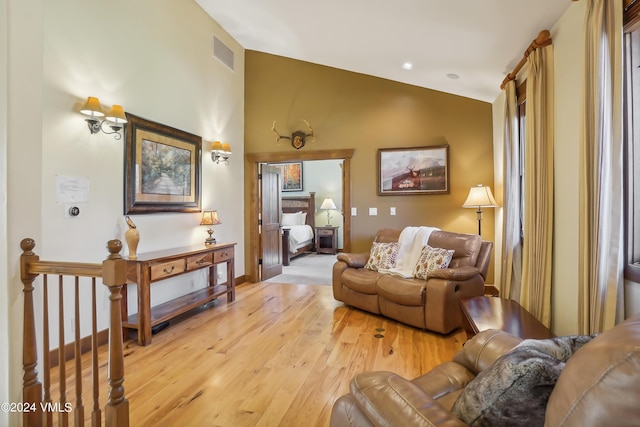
[330,313,640,427]
[332,229,493,334]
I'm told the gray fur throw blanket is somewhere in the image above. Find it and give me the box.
[451,334,596,427]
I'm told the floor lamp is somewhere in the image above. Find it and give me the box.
[462,184,498,235]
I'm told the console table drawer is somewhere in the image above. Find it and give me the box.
[213,249,234,263]
[150,259,185,280]
[186,253,212,271]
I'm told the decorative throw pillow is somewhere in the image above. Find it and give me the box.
[364,242,399,271]
[451,335,595,427]
[412,245,454,279]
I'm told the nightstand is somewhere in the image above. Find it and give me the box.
[315,226,338,255]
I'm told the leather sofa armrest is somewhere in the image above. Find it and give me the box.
[427,266,480,281]
[337,252,369,268]
[452,330,522,373]
[349,371,468,427]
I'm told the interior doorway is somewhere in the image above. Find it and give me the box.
[246,149,355,282]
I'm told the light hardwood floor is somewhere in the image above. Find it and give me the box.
[55,282,467,426]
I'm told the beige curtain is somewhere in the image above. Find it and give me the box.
[579,0,624,334]
[500,80,523,301]
[520,45,554,327]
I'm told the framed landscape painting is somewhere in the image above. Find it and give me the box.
[270,162,303,192]
[124,113,202,214]
[378,145,450,195]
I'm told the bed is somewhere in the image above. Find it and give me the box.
[281,192,315,266]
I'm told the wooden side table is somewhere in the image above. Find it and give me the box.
[123,243,236,345]
[459,296,554,340]
[315,226,338,255]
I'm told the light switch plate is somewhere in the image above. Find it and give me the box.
[369,207,377,216]
[390,207,396,215]
[351,207,357,216]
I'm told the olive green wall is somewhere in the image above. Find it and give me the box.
[245,51,495,282]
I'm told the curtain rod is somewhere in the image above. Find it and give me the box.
[500,30,552,89]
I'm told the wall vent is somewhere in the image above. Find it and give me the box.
[213,36,234,71]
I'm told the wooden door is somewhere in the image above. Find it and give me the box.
[259,164,283,280]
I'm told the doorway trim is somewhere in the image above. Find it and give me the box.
[246,149,355,282]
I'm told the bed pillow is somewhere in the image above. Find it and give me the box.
[297,211,308,225]
[364,242,399,271]
[413,245,454,279]
[281,213,299,226]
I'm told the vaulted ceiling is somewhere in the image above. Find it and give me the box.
[196,0,573,103]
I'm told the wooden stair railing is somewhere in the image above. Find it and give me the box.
[20,238,129,427]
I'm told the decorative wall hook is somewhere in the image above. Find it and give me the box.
[271,120,316,149]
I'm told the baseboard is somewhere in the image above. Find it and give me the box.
[484,284,500,297]
[49,328,109,368]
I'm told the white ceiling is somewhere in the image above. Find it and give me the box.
[196,0,573,103]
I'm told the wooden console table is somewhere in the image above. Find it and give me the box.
[123,243,236,346]
[459,296,554,340]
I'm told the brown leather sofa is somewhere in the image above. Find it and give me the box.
[330,313,640,426]
[332,229,493,334]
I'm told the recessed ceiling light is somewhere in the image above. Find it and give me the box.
[447,73,460,80]
[402,62,413,70]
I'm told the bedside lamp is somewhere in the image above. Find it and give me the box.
[320,198,337,226]
[462,184,498,235]
[200,210,221,244]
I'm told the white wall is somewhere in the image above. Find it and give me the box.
[549,1,586,336]
[0,0,9,423]
[4,0,245,420]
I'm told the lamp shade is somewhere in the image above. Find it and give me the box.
[462,185,498,208]
[105,105,128,124]
[320,198,337,210]
[221,143,232,154]
[200,210,221,226]
[211,141,224,152]
[80,96,105,117]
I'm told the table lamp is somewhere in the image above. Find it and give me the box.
[200,210,221,244]
[320,198,337,226]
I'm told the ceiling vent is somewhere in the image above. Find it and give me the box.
[213,36,234,71]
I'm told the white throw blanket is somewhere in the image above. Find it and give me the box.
[379,226,439,278]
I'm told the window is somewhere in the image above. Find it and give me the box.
[517,81,526,240]
[624,0,640,281]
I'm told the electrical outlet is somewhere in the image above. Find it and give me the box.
[390,207,396,215]
[369,207,377,216]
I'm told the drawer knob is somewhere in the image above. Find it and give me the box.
[163,266,175,274]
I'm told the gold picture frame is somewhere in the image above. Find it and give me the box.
[124,113,202,214]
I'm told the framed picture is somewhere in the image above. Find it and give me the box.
[378,145,450,195]
[124,113,202,214]
[270,162,303,192]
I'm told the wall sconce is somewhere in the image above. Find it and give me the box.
[462,184,498,235]
[200,210,221,244]
[80,96,128,140]
[211,141,232,164]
